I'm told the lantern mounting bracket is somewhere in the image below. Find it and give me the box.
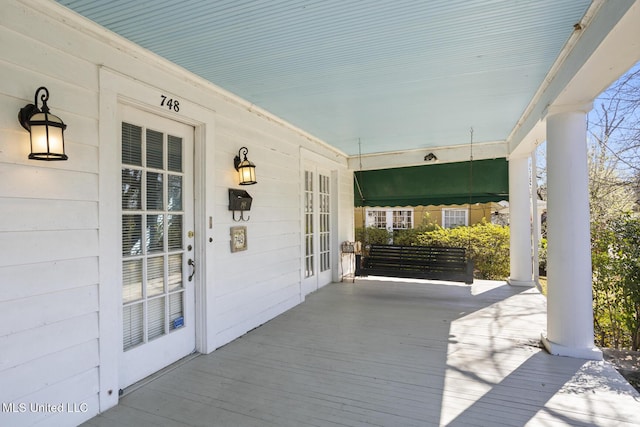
[18,104,39,131]
[233,147,248,171]
[18,86,50,131]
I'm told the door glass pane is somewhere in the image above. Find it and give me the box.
[319,174,331,272]
[147,172,164,210]
[169,292,184,330]
[168,136,182,172]
[306,236,313,277]
[122,215,142,256]
[123,259,143,303]
[122,169,142,210]
[304,170,314,278]
[168,215,182,250]
[148,297,166,341]
[168,175,182,211]
[147,256,165,297]
[168,254,183,292]
[146,129,164,169]
[123,303,143,350]
[122,123,142,166]
[146,214,164,253]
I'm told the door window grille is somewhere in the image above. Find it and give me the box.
[122,122,185,351]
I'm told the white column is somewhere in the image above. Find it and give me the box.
[508,156,535,287]
[542,104,602,360]
[531,151,540,284]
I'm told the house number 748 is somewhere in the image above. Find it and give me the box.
[160,95,180,112]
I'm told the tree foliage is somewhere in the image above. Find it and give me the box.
[590,67,640,177]
[592,215,640,350]
[589,66,640,216]
[588,64,640,350]
[587,132,637,221]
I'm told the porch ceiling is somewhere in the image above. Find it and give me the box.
[55,1,634,162]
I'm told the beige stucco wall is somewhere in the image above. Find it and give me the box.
[355,202,500,230]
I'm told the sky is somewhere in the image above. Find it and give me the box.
[535,60,640,186]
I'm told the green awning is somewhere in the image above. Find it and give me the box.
[354,158,509,207]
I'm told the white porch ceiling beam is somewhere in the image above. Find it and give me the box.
[509,0,640,158]
[347,140,507,171]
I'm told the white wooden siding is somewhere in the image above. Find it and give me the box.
[0,1,352,425]
[1,3,102,420]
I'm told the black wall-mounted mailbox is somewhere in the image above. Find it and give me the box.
[229,189,252,211]
[229,189,252,213]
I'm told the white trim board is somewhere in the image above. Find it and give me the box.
[98,67,217,412]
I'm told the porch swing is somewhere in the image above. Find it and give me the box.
[355,129,478,284]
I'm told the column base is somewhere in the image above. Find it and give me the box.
[541,334,603,360]
[508,278,536,287]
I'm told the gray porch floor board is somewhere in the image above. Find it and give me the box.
[84,278,640,426]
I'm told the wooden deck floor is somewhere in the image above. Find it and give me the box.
[84,278,640,427]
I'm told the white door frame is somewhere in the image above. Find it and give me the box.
[118,105,196,388]
[300,149,338,297]
[98,67,216,411]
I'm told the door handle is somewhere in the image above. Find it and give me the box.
[188,258,196,282]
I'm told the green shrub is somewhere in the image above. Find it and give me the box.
[355,227,391,246]
[416,221,510,280]
[393,223,437,246]
[355,221,510,280]
[538,238,548,276]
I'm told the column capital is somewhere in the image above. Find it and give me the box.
[543,102,593,119]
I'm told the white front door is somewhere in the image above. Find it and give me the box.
[119,106,196,389]
[302,165,333,296]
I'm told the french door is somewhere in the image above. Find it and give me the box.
[119,106,196,388]
[302,165,333,296]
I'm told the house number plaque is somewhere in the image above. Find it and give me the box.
[160,95,180,112]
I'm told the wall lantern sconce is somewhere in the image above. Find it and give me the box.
[233,147,257,185]
[424,152,437,162]
[18,86,68,161]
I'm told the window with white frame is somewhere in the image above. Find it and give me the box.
[366,208,413,231]
[371,210,386,229]
[442,208,468,228]
[392,210,412,229]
